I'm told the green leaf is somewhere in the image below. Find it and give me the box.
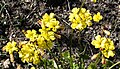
[87,63,97,69]
[73,63,79,69]
[51,59,58,69]
[102,59,113,68]
[62,50,70,60]
[80,54,89,59]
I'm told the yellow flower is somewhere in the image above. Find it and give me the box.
[39,29,55,41]
[91,40,101,48]
[69,13,75,21]
[42,13,51,22]
[31,67,35,69]
[69,7,93,31]
[91,35,102,48]
[50,13,55,18]
[40,13,60,32]
[25,29,38,41]
[93,12,103,22]
[91,0,96,3]
[86,20,92,26]
[47,19,60,32]
[76,23,87,31]
[37,35,46,48]
[48,31,56,40]
[71,23,78,29]
[37,35,53,50]
[108,50,115,57]
[91,35,115,58]
[100,37,107,49]
[108,40,115,50]
[102,50,115,58]
[18,42,42,64]
[72,7,80,14]
[74,14,81,22]
[80,8,86,13]
[4,41,18,54]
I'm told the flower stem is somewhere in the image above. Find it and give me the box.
[46,43,60,69]
[95,52,101,65]
[80,0,86,9]
[109,61,120,69]
[78,0,86,13]
[70,29,73,69]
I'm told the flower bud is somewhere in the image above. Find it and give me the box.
[101,57,106,64]
[103,30,110,36]
[2,46,6,51]
[17,64,21,69]
[91,53,99,60]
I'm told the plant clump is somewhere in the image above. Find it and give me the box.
[3,13,60,64]
[91,35,115,58]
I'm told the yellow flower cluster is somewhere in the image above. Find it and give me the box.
[91,35,115,58]
[93,12,103,22]
[69,7,92,31]
[3,13,60,64]
[19,13,60,64]
[3,41,18,54]
[40,13,60,32]
[18,41,42,64]
[25,30,38,41]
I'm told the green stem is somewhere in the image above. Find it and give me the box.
[95,52,101,65]
[46,43,60,69]
[80,57,85,69]
[44,59,47,69]
[80,0,86,9]
[78,0,86,13]
[109,61,120,69]
[57,41,64,68]
[39,59,46,69]
[70,29,73,69]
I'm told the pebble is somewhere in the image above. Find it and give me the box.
[3,59,10,68]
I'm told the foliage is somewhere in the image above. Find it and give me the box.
[1,0,119,69]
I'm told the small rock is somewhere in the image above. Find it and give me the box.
[24,0,31,3]
[3,59,10,68]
